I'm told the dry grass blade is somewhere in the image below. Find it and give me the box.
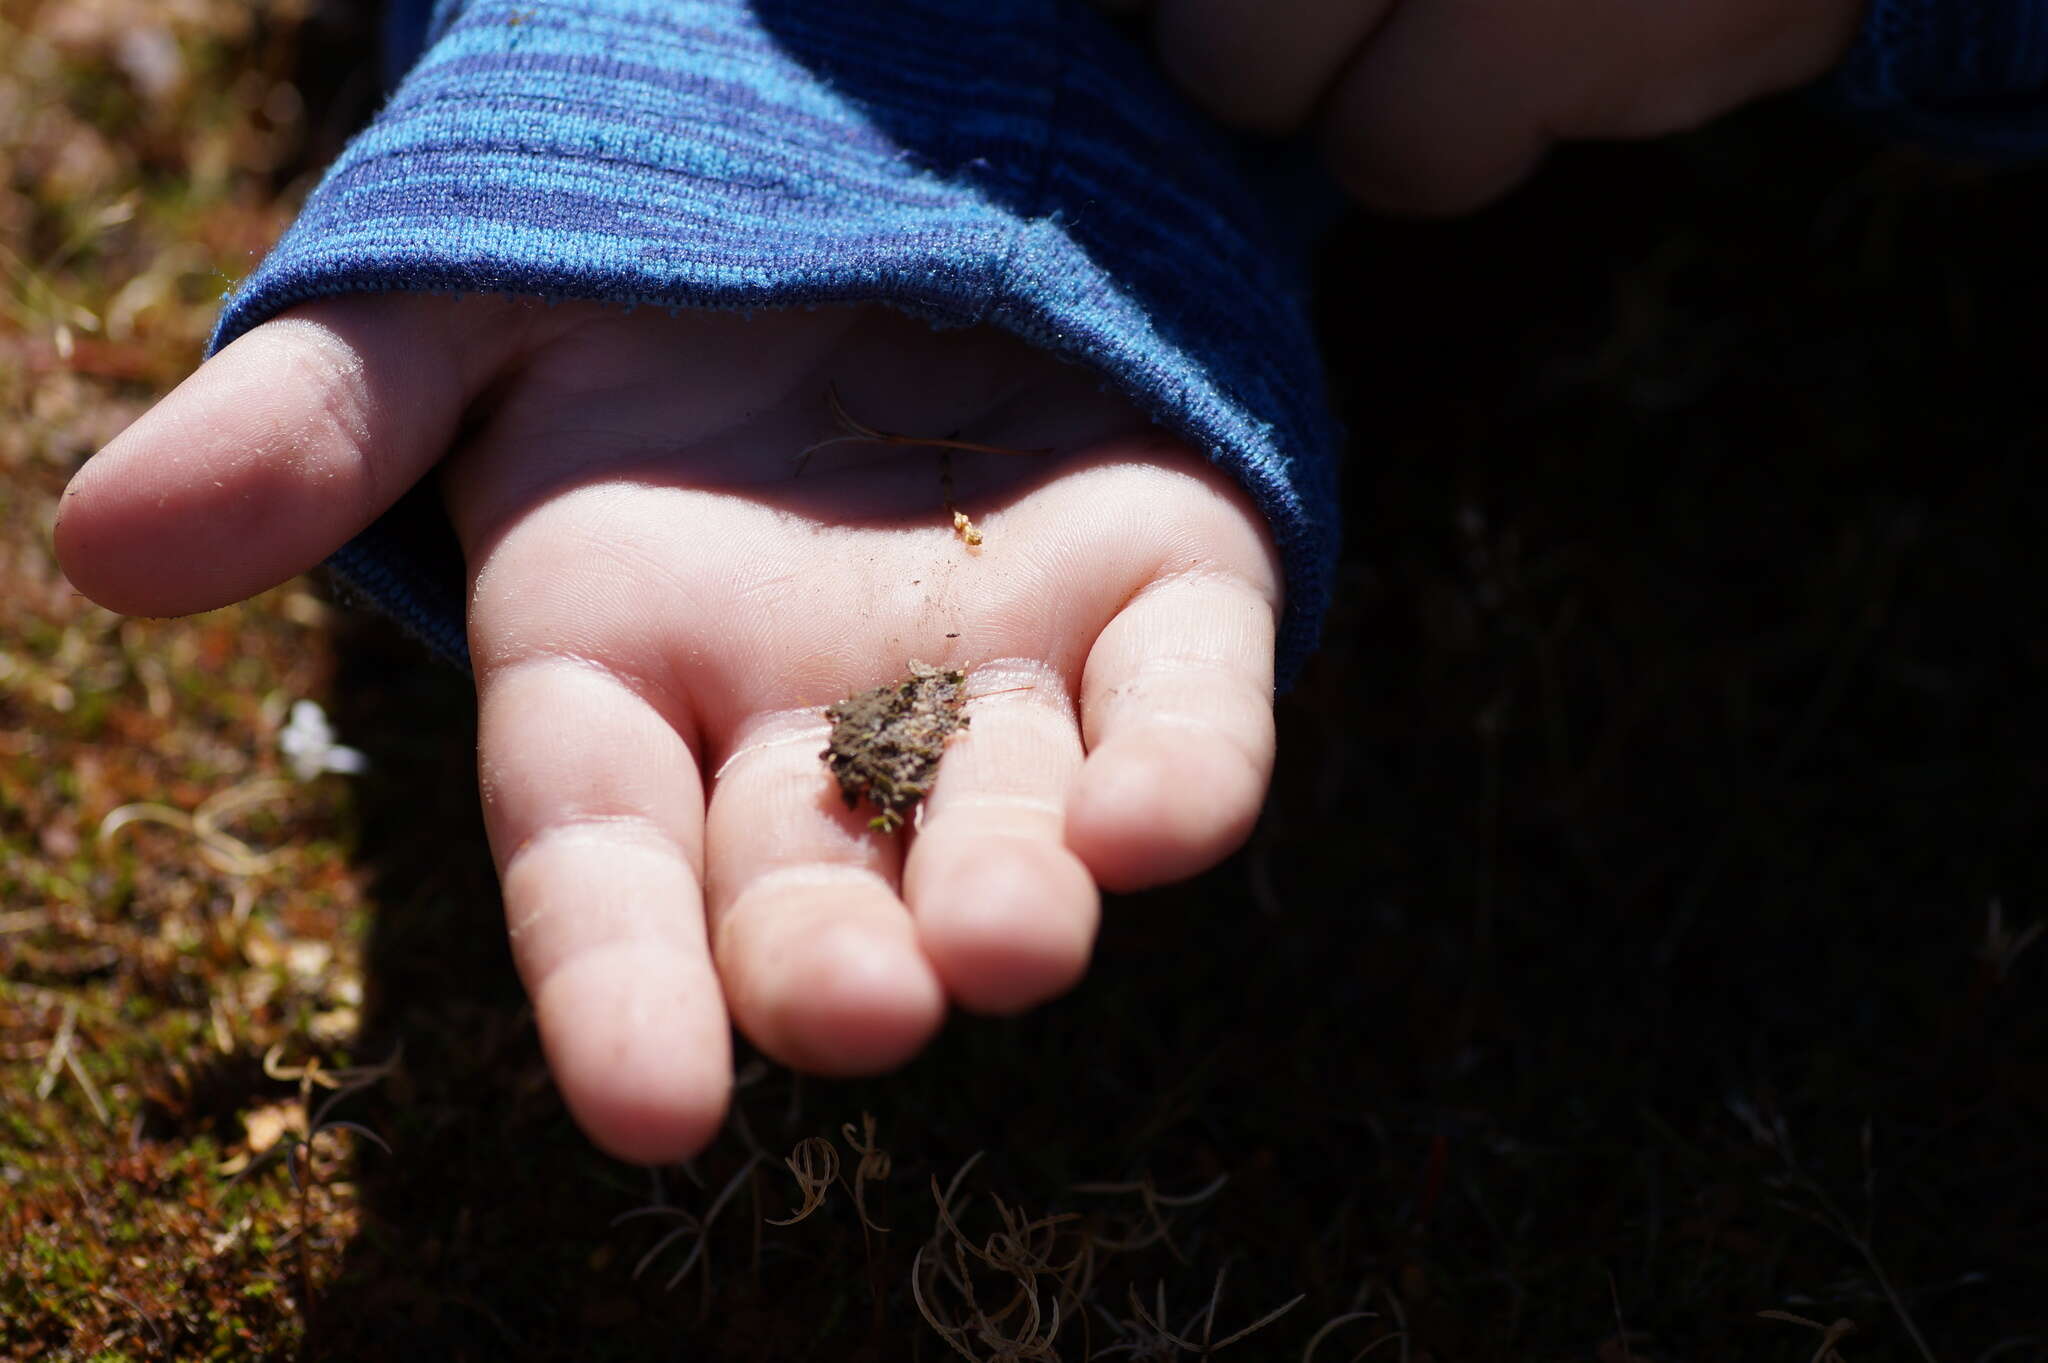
[262,1044,342,1092]
[1759,1311,1859,1363]
[1069,1174,1231,1209]
[34,1001,111,1127]
[66,1045,112,1128]
[305,1048,404,1133]
[1298,1312,1389,1363]
[677,1154,764,1292]
[841,1111,893,1233]
[98,779,298,877]
[222,1045,398,1186]
[613,1153,765,1292]
[314,1120,390,1155]
[1198,1280,1306,1347]
[1608,1270,1640,1363]
[930,1166,979,1260]
[98,1285,164,1351]
[1112,1271,1305,1358]
[34,999,78,1101]
[1744,1110,1940,1363]
[794,384,1050,547]
[912,1242,984,1363]
[1070,1173,1229,1261]
[796,383,1054,470]
[622,1214,701,1283]
[1979,899,2045,981]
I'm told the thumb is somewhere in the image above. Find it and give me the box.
[55,294,512,617]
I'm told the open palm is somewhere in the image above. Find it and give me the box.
[57,295,1283,1162]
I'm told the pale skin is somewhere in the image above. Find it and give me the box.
[55,296,1284,1164]
[1097,0,1867,213]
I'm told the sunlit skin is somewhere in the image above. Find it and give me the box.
[55,295,1284,1164]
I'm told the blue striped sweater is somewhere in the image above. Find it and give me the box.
[212,0,2048,682]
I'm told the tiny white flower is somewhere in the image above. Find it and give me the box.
[279,699,369,781]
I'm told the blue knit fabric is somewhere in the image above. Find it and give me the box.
[1823,0,2048,155]
[214,0,1340,683]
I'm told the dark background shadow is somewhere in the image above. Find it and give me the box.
[299,13,2046,1359]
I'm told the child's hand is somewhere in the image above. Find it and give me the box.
[1100,0,1864,212]
[55,295,1283,1163]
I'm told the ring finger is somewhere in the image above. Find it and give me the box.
[901,657,1098,1015]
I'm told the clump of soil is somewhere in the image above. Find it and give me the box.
[822,661,969,833]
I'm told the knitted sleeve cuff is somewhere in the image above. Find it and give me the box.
[1821,0,2048,156]
[212,0,1341,683]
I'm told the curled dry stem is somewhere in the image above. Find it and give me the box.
[99,778,297,877]
[766,1136,838,1227]
[916,1156,1068,1362]
[841,1111,893,1233]
[913,1151,1288,1362]
[764,1111,893,1230]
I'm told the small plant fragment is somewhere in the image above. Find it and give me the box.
[944,465,982,549]
[797,384,1047,547]
[822,661,969,833]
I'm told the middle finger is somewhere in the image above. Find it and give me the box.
[705,705,946,1074]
